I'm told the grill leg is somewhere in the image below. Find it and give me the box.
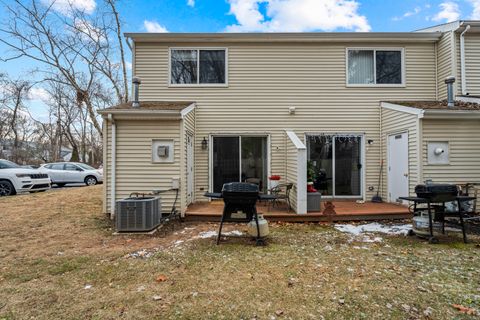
[217,208,227,245]
[427,202,433,237]
[457,199,468,243]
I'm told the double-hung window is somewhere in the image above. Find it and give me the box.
[170,48,227,85]
[347,48,404,86]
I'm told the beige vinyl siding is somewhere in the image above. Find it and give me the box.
[105,119,182,214]
[455,32,480,96]
[134,41,437,202]
[437,32,454,100]
[422,119,480,184]
[285,133,298,210]
[380,108,419,199]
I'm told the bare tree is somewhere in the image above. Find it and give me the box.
[0,0,130,137]
[0,74,31,162]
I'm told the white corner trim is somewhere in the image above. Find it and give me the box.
[296,148,307,214]
[285,130,306,150]
[108,114,116,219]
[460,25,471,95]
[181,103,196,118]
[381,102,425,118]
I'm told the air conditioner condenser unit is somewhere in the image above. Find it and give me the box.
[115,196,161,232]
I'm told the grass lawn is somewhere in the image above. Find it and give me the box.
[0,186,479,319]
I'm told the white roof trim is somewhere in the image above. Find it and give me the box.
[381,102,425,118]
[456,96,480,104]
[423,109,480,119]
[180,103,196,119]
[285,130,306,150]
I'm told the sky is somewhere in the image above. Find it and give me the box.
[1,0,479,119]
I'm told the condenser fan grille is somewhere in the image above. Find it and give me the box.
[116,197,161,232]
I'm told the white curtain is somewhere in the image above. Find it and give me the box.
[348,50,374,84]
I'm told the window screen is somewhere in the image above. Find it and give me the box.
[171,50,197,84]
[200,50,226,84]
[376,50,402,84]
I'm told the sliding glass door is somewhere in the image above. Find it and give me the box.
[307,134,362,197]
[213,137,239,193]
[212,136,268,193]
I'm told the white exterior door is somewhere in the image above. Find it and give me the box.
[186,134,194,205]
[388,132,409,203]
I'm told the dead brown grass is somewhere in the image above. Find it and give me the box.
[0,187,479,319]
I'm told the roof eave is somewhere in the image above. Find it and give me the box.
[98,102,195,119]
[124,32,442,43]
[98,109,183,120]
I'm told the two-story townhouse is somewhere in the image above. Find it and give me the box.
[99,21,480,218]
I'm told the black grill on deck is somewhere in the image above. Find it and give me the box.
[414,184,458,203]
[221,182,259,221]
[217,182,264,245]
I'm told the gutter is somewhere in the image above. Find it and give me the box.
[460,24,471,96]
[108,114,116,219]
[423,109,480,119]
[124,32,442,43]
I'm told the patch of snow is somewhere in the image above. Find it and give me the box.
[358,235,383,243]
[124,248,158,259]
[196,230,243,238]
[334,222,412,236]
[173,240,184,246]
[197,231,218,239]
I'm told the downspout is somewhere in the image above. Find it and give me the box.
[460,25,471,96]
[109,114,116,219]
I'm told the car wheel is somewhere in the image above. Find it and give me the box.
[0,180,16,196]
[85,176,97,186]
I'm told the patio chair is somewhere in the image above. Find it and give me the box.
[268,183,293,212]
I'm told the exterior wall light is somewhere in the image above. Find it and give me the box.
[201,137,208,150]
[368,139,374,145]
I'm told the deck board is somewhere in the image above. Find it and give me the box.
[185,200,411,222]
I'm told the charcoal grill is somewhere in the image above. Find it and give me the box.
[414,184,458,202]
[216,182,264,245]
[401,183,478,243]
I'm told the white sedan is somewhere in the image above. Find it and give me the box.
[0,159,51,196]
[39,162,103,187]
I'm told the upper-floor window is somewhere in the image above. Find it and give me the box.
[170,48,227,86]
[347,48,404,86]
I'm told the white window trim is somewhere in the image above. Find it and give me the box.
[168,47,228,87]
[345,47,406,88]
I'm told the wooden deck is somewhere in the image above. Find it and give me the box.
[185,200,411,222]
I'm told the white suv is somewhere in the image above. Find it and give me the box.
[39,162,103,187]
[0,159,51,196]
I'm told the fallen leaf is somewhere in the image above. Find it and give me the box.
[275,309,284,316]
[452,304,476,315]
[156,275,168,282]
